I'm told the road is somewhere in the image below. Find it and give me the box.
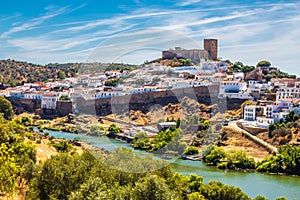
[229,121,278,154]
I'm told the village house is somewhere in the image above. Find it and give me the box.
[194,72,213,81]
[218,80,251,99]
[243,98,300,128]
[41,93,59,109]
[276,82,300,101]
[24,92,43,100]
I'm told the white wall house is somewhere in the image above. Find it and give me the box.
[41,94,59,109]
[212,73,227,82]
[243,99,297,128]
[24,92,43,100]
[130,87,157,94]
[96,91,123,99]
[276,87,300,101]
[201,61,228,72]
[195,73,213,81]
[220,81,247,94]
[233,72,245,81]
[189,81,208,87]
[9,91,24,98]
[243,106,264,121]
[256,117,275,128]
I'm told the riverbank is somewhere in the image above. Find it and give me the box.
[32,128,300,199]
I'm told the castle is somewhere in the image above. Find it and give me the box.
[162,39,218,63]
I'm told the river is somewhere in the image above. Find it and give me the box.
[34,128,300,200]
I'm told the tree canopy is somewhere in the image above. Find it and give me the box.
[257,60,271,68]
[0,96,14,120]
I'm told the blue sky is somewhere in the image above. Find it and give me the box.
[0,0,300,75]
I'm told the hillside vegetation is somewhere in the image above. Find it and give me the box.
[0,59,79,86]
[0,59,140,87]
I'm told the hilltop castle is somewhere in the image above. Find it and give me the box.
[162,39,218,63]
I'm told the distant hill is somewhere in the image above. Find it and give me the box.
[0,59,139,87]
[0,59,79,86]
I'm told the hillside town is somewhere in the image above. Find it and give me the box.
[3,0,300,199]
[0,40,299,132]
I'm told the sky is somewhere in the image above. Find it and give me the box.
[0,0,300,75]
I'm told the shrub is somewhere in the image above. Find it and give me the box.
[184,146,199,156]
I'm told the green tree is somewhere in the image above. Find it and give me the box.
[203,146,227,165]
[27,152,95,200]
[58,71,66,80]
[241,65,255,73]
[187,192,206,200]
[253,195,269,200]
[232,61,244,72]
[0,96,14,120]
[257,60,271,68]
[199,181,251,200]
[132,175,174,200]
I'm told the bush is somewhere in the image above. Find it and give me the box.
[49,136,55,140]
[52,140,73,152]
[272,127,291,137]
[184,146,199,156]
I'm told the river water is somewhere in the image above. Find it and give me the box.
[35,128,300,200]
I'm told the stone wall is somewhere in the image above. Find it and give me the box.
[7,97,73,119]
[56,101,73,116]
[7,97,41,114]
[75,86,246,116]
[7,86,247,118]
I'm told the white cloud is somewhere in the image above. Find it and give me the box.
[177,0,202,7]
[0,7,68,38]
[0,14,21,23]
[2,1,300,75]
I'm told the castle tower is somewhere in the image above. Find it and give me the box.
[204,39,218,61]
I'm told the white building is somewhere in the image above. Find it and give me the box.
[256,117,275,128]
[276,82,300,101]
[24,92,43,100]
[212,72,227,82]
[233,72,245,81]
[243,106,264,121]
[220,81,247,94]
[218,80,251,99]
[195,72,213,81]
[243,99,298,128]
[130,87,157,94]
[41,94,59,109]
[96,91,123,99]
[201,61,228,72]
[9,91,24,98]
[189,80,208,87]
